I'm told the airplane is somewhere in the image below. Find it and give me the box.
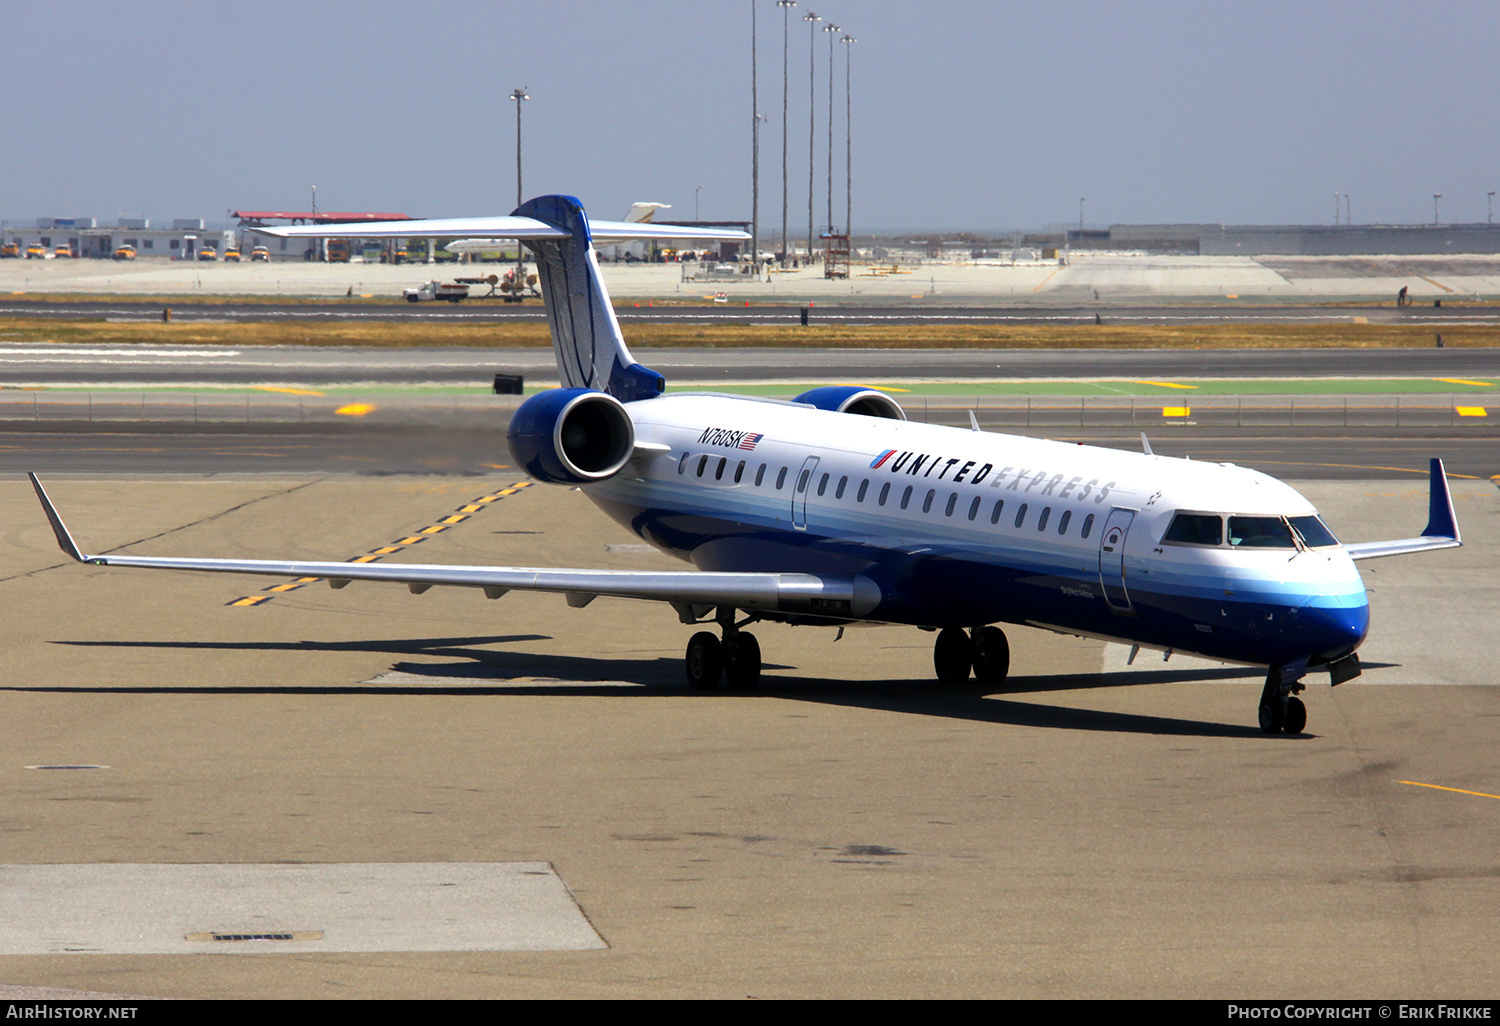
[28,194,1463,735]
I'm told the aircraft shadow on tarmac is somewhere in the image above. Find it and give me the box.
[32,634,1401,739]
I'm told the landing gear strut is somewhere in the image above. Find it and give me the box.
[1259,664,1308,735]
[684,608,761,690]
[933,625,1011,687]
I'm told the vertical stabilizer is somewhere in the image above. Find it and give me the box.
[513,195,665,402]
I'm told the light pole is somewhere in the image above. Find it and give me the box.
[1434,193,1442,225]
[777,1,795,267]
[751,0,759,269]
[804,10,821,268]
[695,184,703,222]
[510,87,529,277]
[1079,197,1086,232]
[510,88,529,208]
[1333,192,1340,227]
[1344,194,1351,226]
[1489,191,1495,225]
[824,21,838,237]
[842,33,853,251]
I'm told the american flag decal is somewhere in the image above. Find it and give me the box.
[739,433,764,451]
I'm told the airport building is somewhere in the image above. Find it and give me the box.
[2,218,236,259]
[1068,222,1500,255]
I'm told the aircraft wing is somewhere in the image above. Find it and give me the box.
[252,215,747,243]
[1344,458,1463,561]
[29,475,875,619]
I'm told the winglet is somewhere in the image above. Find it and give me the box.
[28,473,88,563]
[1422,458,1461,542]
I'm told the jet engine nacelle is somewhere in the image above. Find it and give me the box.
[792,385,907,420]
[506,388,636,485]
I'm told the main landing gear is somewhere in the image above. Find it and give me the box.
[1258,664,1308,735]
[933,625,1011,686]
[685,607,761,690]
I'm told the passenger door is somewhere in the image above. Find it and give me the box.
[1098,507,1136,613]
[792,455,820,531]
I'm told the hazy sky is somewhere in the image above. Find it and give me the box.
[3,0,1497,233]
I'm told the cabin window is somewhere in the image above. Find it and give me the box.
[1014,503,1028,528]
[678,452,690,475]
[878,482,890,506]
[777,467,789,490]
[1081,513,1095,539]
[1037,506,1051,532]
[1289,515,1339,548]
[715,457,727,481]
[1058,509,1072,535]
[857,479,869,503]
[900,485,913,510]
[922,489,935,514]
[990,499,1005,525]
[835,475,848,500]
[798,468,811,492]
[1228,516,1296,548]
[755,464,766,487]
[817,473,830,497]
[969,496,982,521]
[944,493,957,517]
[1163,512,1223,547]
[697,455,709,477]
[733,460,746,483]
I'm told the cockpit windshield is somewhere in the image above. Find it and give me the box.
[1228,516,1296,548]
[1162,510,1342,550]
[1288,514,1339,548]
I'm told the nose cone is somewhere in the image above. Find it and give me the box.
[1298,600,1370,662]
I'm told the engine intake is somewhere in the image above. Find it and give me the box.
[506,388,636,485]
[792,385,907,420]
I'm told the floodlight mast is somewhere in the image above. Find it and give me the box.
[804,9,821,268]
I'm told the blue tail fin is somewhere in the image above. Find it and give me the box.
[513,195,665,403]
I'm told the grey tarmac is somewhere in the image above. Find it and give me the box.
[0,471,1497,998]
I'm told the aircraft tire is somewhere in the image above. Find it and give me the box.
[723,632,761,690]
[686,631,723,690]
[1283,696,1307,735]
[972,626,1011,685]
[933,627,972,685]
[1258,699,1284,735]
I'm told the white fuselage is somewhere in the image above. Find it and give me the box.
[584,392,1370,667]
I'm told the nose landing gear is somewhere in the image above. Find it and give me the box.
[1259,663,1308,735]
[685,607,762,690]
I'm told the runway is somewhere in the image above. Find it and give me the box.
[6,297,1500,326]
[5,340,1500,390]
[1,471,1496,998]
[2,425,1497,481]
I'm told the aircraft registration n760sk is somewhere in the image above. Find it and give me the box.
[28,195,1463,735]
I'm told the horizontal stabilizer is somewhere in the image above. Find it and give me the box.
[1345,458,1462,561]
[253,216,747,244]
